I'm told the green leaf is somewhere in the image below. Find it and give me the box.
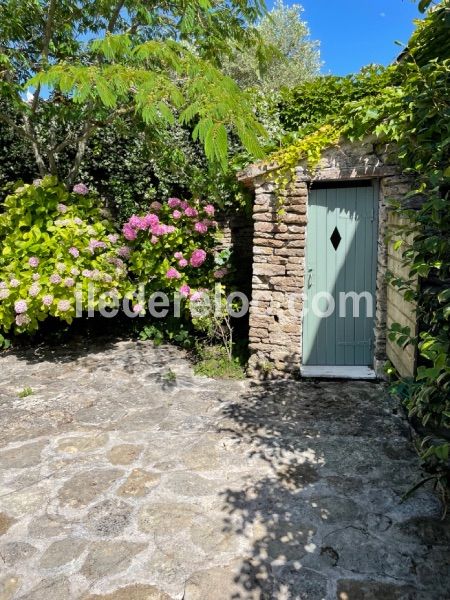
[96,78,117,108]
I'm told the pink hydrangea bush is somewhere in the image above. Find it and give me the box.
[123,197,221,306]
[0,177,133,334]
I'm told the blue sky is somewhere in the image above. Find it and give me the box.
[268,0,422,75]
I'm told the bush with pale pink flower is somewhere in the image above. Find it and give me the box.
[124,197,222,306]
[0,176,133,334]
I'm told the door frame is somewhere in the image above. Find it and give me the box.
[300,178,381,379]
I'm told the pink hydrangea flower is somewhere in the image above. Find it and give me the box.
[203,219,217,228]
[204,204,215,216]
[150,236,158,245]
[194,222,208,234]
[142,214,159,229]
[28,256,39,268]
[166,267,181,279]
[0,281,6,289]
[179,284,191,297]
[73,217,83,225]
[190,249,207,267]
[42,294,53,306]
[129,215,142,229]
[123,224,137,241]
[107,234,119,243]
[88,239,107,253]
[117,246,131,258]
[32,273,40,281]
[133,303,144,314]
[64,278,75,287]
[151,224,175,236]
[168,197,181,208]
[174,252,184,260]
[136,219,149,230]
[214,268,229,279]
[180,201,189,210]
[172,210,182,219]
[82,269,92,278]
[178,258,188,268]
[70,267,80,276]
[29,283,41,297]
[49,273,62,284]
[150,201,162,212]
[0,288,10,300]
[57,203,68,214]
[16,313,30,326]
[108,257,123,267]
[57,299,71,312]
[73,183,89,195]
[69,247,79,258]
[10,278,20,288]
[14,300,28,314]
[190,291,203,302]
[184,206,198,218]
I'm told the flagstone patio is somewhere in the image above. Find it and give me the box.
[0,339,449,599]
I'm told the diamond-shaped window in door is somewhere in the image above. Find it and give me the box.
[330,227,341,250]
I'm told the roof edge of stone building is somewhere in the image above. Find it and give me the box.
[238,135,399,189]
[237,161,278,189]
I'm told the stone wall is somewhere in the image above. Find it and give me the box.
[248,180,307,377]
[386,211,418,377]
[216,212,254,301]
[216,211,254,340]
[372,174,413,373]
[239,138,415,378]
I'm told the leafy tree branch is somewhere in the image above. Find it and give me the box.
[0,0,270,184]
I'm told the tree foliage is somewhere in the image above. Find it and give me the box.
[222,0,320,92]
[0,0,268,184]
[278,67,393,132]
[0,97,247,222]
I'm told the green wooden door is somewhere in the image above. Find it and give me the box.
[303,183,378,366]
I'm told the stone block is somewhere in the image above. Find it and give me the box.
[282,213,308,224]
[254,222,288,234]
[287,224,306,233]
[253,263,286,276]
[253,211,276,222]
[255,238,284,248]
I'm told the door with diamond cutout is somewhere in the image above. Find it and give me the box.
[302,183,378,367]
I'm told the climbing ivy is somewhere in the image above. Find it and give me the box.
[265,66,394,214]
[267,124,341,215]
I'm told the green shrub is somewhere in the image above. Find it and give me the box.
[193,344,246,380]
[0,177,132,334]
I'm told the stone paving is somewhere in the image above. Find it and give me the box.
[0,339,449,599]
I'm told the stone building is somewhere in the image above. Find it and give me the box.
[238,137,417,379]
